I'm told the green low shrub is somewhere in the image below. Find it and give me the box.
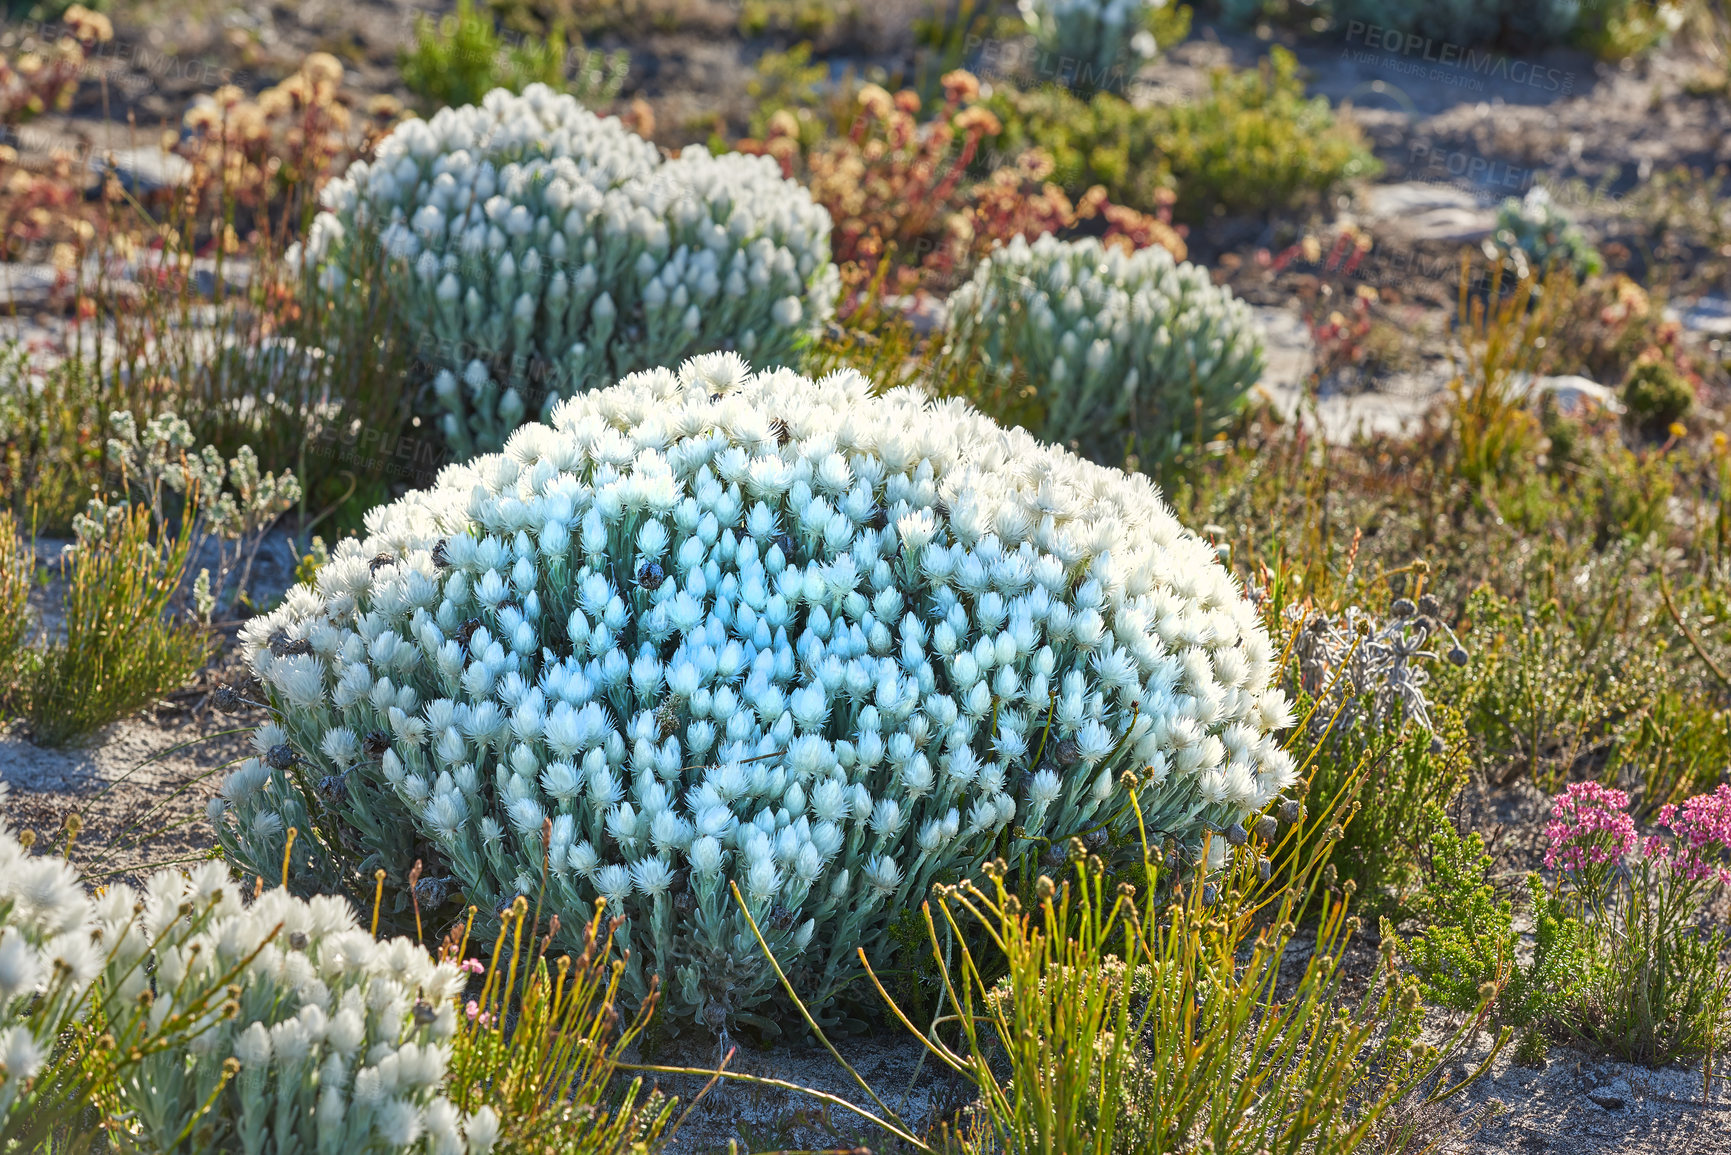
[983,85,1171,216]
[985,47,1378,221]
[401,0,628,113]
[1398,805,1588,1060]
[1622,357,1695,439]
[1152,47,1380,220]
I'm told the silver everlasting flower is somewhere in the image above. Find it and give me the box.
[225,355,1292,1033]
[296,86,840,460]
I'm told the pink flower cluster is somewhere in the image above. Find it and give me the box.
[1544,782,1637,874]
[1651,784,1731,885]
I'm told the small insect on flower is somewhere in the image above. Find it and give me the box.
[370,553,396,574]
[654,701,680,741]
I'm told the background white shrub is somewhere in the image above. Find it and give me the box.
[943,233,1265,466]
[0,789,100,1124]
[1020,0,1162,88]
[301,85,840,459]
[219,354,1295,1033]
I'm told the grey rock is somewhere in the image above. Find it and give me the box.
[95,146,193,194]
[1668,296,1731,337]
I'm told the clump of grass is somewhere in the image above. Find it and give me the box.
[15,501,208,746]
[443,894,678,1155]
[635,777,1500,1153]
[0,510,31,680]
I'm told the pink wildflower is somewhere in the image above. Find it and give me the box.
[1543,781,1636,874]
[461,958,485,975]
[1650,784,1731,885]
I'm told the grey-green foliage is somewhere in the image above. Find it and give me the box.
[1494,186,1603,280]
[943,233,1264,466]
[102,863,475,1155]
[96,409,302,615]
[299,85,840,461]
[1019,0,1160,89]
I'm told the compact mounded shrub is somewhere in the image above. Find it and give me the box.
[984,48,1377,222]
[943,233,1264,465]
[1622,357,1694,438]
[1019,0,1161,93]
[300,85,840,458]
[1494,187,1602,280]
[219,353,1297,1033]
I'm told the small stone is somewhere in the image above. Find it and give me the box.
[1585,1089,1624,1110]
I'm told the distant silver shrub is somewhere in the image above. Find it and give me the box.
[1020,0,1162,87]
[220,354,1295,1033]
[943,233,1264,465]
[298,85,840,459]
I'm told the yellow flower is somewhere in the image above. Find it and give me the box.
[1668,421,1687,440]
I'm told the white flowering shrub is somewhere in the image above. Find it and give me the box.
[0,796,100,1124]
[1020,0,1161,89]
[944,233,1265,466]
[103,863,481,1155]
[219,353,1295,1033]
[300,84,840,459]
[1494,186,1602,280]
